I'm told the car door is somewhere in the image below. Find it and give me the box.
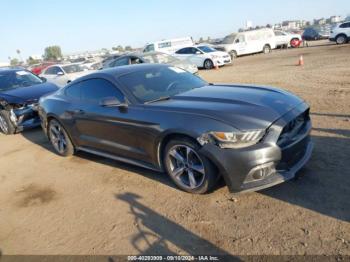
[274,31,287,46]
[233,35,248,55]
[174,47,192,61]
[71,78,149,161]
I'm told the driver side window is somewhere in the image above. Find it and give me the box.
[80,78,125,104]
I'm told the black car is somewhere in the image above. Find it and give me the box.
[0,68,58,135]
[38,64,313,194]
[302,27,329,41]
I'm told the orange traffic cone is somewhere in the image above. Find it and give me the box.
[298,55,304,66]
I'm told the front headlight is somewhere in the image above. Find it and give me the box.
[198,130,266,149]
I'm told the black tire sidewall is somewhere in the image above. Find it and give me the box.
[0,110,16,135]
[48,119,75,157]
[163,138,217,194]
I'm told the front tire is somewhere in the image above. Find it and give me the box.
[48,119,74,156]
[229,50,237,60]
[336,34,347,45]
[263,44,271,54]
[0,110,16,135]
[203,59,214,70]
[163,138,218,194]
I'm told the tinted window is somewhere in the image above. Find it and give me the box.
[158,42,171,48]
[65,83,81,99]
[112,57,130,67]
[176,48,191,54]
[80,78,124,103]
[144,44,155,52]
[340,23,350,28]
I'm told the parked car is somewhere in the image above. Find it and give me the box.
[38,64,312,194]
[40,63,93,88]
[174,45,231,69]
[103,52,198,74]
[216,28,276,58]
[0,68,58,134]
[274,30,302,48]
[329,21,350,44]
[302,27,329,41]
[102,55,123,68]
[143,37,194,54]
[30,62,55,75]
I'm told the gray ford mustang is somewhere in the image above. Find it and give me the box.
[38,64,313,194]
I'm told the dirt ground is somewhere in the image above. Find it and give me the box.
[0,41,349,256]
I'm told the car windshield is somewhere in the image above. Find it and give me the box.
[221,34,237,44]
[0,70,43,91]
[118,66,207,103]
[141,53,178,64]
[197,46,216,53]
[62,64,85,74]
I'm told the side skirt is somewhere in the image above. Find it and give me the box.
[76,146,162,172]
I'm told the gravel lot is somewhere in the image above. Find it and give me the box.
[0,41,349,256]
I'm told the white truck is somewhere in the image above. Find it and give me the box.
[143,37,194,54]
[216,28,276,58]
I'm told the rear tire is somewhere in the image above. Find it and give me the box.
[163,138,218,194]
[336,34,347,45]
[0,110,16,135]
[263,44,271,54]
[48,119,74,156]
[203,59,214,70]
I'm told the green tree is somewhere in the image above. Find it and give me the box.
[27,56,40,65]
[10,58,19,66]
[112,45,124,52]
[43,45,62,61]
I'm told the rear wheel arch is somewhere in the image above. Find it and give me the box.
[336,34,348,44]
[46,116,76,147]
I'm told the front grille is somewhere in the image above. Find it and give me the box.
[277,110,310,147]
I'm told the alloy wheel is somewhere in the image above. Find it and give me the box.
[166,145,206,190]
[49,121,68,154]
[0,115,9,133]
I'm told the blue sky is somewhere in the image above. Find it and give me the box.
[0,0,348,61]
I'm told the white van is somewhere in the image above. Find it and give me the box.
[216,28,276,58]
[143,37,194,54]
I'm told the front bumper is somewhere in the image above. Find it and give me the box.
[214,57,232,66]
[11,105,41,133]
[199,102,313,193]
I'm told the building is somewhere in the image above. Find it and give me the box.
[329,16,342,23]
[314,18,327,25]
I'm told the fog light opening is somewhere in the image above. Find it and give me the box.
[246,163,276,183]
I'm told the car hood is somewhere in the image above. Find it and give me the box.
[152,84,304,130]
[0,82,59,104]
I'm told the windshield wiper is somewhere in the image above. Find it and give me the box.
[145,96,171,104]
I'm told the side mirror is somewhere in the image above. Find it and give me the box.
[57,71,64,76]
[40,77,47,82]
[100,97,128,108]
